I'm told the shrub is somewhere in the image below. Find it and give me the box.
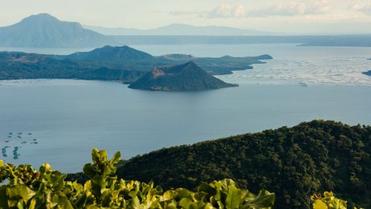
[0,149,275,209]
[311,192,363,209]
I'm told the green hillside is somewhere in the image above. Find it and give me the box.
[117,120,371,209]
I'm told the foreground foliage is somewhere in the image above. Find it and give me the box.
[311,192,363,209]
[118,120,371,209]
[0,149,275,209]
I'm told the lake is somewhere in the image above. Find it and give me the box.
[0,44,371,172]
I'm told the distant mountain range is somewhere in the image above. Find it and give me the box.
[129,62,237,91]
[1,14,371,48]
[0,13,114,48]
[85,24,270,36]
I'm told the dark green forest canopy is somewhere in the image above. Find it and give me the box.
[115,120,371,209]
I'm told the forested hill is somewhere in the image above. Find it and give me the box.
[117,120,371,209]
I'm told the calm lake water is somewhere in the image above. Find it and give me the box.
[0,44,371,172]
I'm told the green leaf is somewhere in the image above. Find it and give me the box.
[6,185,35,203]
[246,190,275,209]
[226,186,242,209]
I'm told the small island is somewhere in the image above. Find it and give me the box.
[129,62,237,91]
[363,70,371,76]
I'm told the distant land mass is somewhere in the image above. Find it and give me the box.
[64,45,272,75]
[129,62,237,91]
[0,51,144,82]
[65,45,155,72]
[85,23,270,36]
[300,35,371,47]
[363,70,371,76]
[1,14,371,48]
[112,35,371,47]
[0,45,271,83]
[0,13,114,48]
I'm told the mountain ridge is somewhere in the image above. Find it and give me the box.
[67,45,154,62]
[0,13,115,48]
[84,23,270,36]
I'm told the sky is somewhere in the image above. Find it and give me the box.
[1,0,371,34]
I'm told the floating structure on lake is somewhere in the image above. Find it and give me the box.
[1,131,40,160]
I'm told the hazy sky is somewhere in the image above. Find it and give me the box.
[1,0,371,34]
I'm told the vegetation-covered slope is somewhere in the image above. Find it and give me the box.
[117,120,371,209]
[0,52,143,82]
[65,45,156,72]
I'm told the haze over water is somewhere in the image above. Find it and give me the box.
[0,43,370,172]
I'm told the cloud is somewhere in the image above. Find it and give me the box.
[352,2,371,15]
[169,3,247,19]
[169,11,202,16]
[200,1,331,19]
[207,3,247,18]
[169,0,351,20]
[248,0,330,17]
